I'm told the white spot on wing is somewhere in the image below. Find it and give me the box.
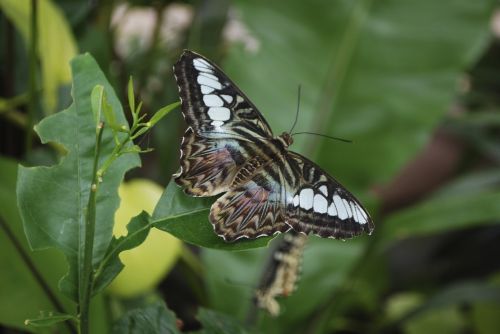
[197,75,222,90]
[313,194,328,214]
[211,120,224,127]
[221,94,233,103]
[319,185,328,196]
[194,65,213,73]
[333,195,348,220]
[342,199,353,218]
[193,58,212,69]
[201,85,214,94]
[299,188,314,210]
[208,107,230,121]
[359,206,368,220]
[198,72,219,81]
[350,202,359,222]
[327,202,337,216]
[203,94,223,107]
[293,195,299,207]
[355,206,367,224]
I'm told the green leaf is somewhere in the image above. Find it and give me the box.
[0,0,78,113]
[93,212,152,294]
[25,312,76,328]
[0,157,73,332]
[153,181,272,250]
[195,308,248,334]
[16,53,141,301]
[148,101,181,127]
[225,0,495,195]
[91,85,104,128]
[380,190,500,247]
[128,77,135,116]
[91,84,120,135]
[112,301,180,334]
[431,169,500,198]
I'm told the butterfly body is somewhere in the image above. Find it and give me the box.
[173,50,374,242]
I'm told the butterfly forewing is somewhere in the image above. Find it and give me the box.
[173,50,374,241]
[173,50,276,196]
[173,51,274,139]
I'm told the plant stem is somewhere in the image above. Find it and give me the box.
[97,134,130,177]
[27,0,38,153]
[79,122,105,334]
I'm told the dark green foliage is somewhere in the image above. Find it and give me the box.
[2,0,500,333]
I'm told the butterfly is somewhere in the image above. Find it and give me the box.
[173,50,374,242]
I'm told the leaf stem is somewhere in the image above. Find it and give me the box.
[27,0,38,153]
[97,133,130,177]
[79,122,105,334]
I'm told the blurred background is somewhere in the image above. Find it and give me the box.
[2,0,500,333]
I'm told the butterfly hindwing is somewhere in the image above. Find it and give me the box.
[284,152,374,239]
[209,165,291,241]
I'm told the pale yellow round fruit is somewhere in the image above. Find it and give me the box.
[106,179,182,298]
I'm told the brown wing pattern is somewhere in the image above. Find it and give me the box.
[209,168,291,241]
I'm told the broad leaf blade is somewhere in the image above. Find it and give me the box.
[225,0,495,195]
[16,53,140,301]
[380,190,500,247]
[196,308,248,334]
[153,182,272,250]
[0,157,73,332]
[112,301,180,334]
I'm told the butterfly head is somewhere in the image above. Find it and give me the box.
[278,132,294,148]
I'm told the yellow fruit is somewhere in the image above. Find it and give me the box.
[106,179,182,298]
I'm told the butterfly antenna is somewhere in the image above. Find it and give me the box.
[292,132,353,143]
[289,85,301,134]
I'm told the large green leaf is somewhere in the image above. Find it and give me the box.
[198,1,495,332]
[153,181,271,250]
[0,157,73,332]
[0,156,109,333]
[195,308,249,334]
[225,0,494,195]
[16,54,140,301]
[380,190,500,247]
[112,301,181,334]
